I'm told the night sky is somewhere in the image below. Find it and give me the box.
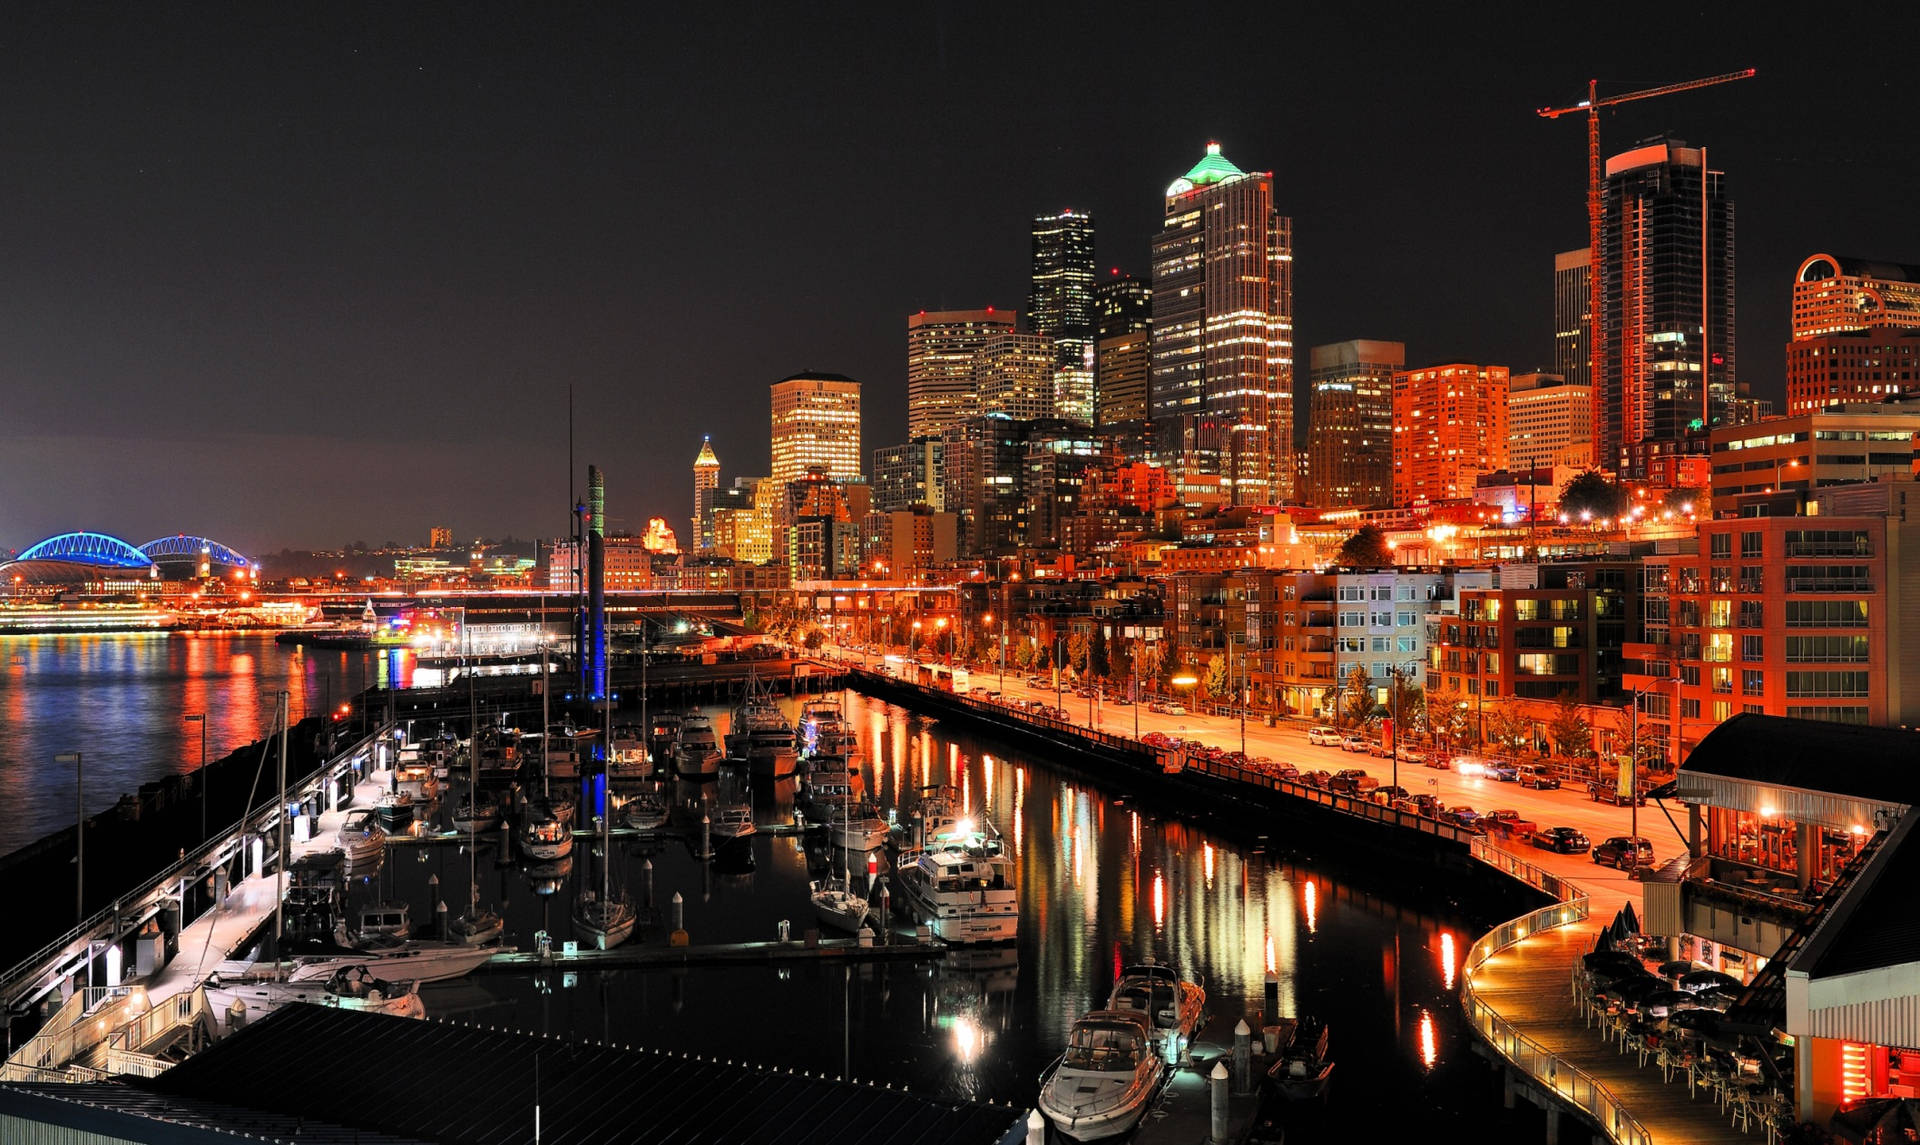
[2,6,1915,553]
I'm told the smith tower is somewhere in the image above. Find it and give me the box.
[1149,142,1294,503]
[692,436,721,550]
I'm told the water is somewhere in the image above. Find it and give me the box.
[0,632,403,854]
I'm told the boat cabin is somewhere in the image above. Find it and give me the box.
[1063,1012,1152,1072]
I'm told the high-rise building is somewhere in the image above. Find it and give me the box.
[974,332,1056,422]
[870,440,944,512]
[1030,209,1097,425]
[1305,339,1402,509]
[1554,248,1591,392]
[1391,363,1510,504]
[1786,254,1920,414]
[1507,371,1593,469]
[1600,137,1735,473]
[906,309,1016,440]
[692,436,721,550]
[1094,272,1152,429]
[1150,142,1295,503]
[428,526,452,550]
[770,372,862,487]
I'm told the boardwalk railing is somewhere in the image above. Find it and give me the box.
[1459,842,1652,1145]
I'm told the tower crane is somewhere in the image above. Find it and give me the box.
[1538,68,1755,452]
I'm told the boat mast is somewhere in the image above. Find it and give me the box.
[275,690,289,970]
[541,600,552,801]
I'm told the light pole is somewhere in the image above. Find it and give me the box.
[184,713,208,841]
[1132,648,1141,739]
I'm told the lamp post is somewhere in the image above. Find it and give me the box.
[183,713,208,841]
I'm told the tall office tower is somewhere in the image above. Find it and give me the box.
[1304,339,1402,508]
[871,440,944,512]
[770,372,863,487]
[1554,248,1591,393]
[1391,363,1511,505]
[1600,137,1735,473]
[1094,272,1152,429]
[1786,253,1920,414]
[1150,142,1294,504]
[1507,372,1593,469]
[906,308,1017,439]
[973,332,1057,421]
[1030,209,1097,425]
[692,435,721,550]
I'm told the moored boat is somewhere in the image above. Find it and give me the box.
[676,715,722,779]
[1265,1015,1334,1100]
[335,809,387,877]
[287,939,494,984]
[1037,1009,1164,1141]
[821,797,889,852]
[374,787,415,830]
[1107,961,1206,1063]
[810,875,869,933]
[619,787,670,832]
[892,820,1017,944]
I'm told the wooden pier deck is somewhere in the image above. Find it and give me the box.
[478,933,946,971]
[1129,1010,1269,1145]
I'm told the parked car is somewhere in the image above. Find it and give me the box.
[1271,764,1301,782]
[1411,793,1443,817]
[1591,835,1655,870]
[1340,734,1367,753]
[1486,762,1520,782]
[1517,764,1562,790]
[1112,697,1133,707]
[1400,748,1428,766]
[1448,808,1489,835]
[1375,784,1410,801]
[1299,770,1333,789]
[1391,797,1421,814]
[1531,826,1590,853]
[1308,726,1341,746]
[1587,780,1647,807]
[1481,809,1539,838]
[1422,752,1449,769]
[1166,703,1187,716]
[1333,768,1379,794]
[1366,740,1393,758]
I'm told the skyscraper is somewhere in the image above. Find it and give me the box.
[1305,339,1402,508]
[1030,210,1097,427]
[1600,137,1734,472]
[692,435,721,550]
[1553,248,1591,393]
[1507,372,1593,469]
[1150,142,1294,504]
[1785,253,1920,414]
[973,332,1056,422]
[1391,363,1510,504]
[906,309,1016,440]
[1094,272,1152,429]
[871,440,944,512]
[770,372,862,487]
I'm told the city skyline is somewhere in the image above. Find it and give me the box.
[1,8,1915,549]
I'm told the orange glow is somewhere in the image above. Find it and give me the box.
[1203,841,1215,888]
[1841,1042,1871,1104]
[1440,931,1457,991]
[1264,932,1276,975]
[1152,870,1165,930]
[1303,879,1318,935]
[1419,1009,1437,1070]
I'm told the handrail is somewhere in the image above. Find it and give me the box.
[1460,841,1652,1145]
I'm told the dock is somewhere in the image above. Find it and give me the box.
[1128,1009,1272,1145]
[478,932,946,971]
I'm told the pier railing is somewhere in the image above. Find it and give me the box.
[1459,845,1652,1145]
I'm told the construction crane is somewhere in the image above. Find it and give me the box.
[1538,68,1755,454]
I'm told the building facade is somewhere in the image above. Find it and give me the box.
[1305,339,1402,509]
[1708,403,1920,506]
[1507,371,1593,470]
[861,507,959,580]
[1094,272,1152,429]
[906,308,1016,440]
[1150,142,1295,504]
[1785,254,1920,415]
[1391,362,1510,504]
[974,332,1057,422]
[870,439,944,512]
[1030,209,1097,426]
[692,436,721,550]
[1554,247,1592,394]
[770,372,862,488]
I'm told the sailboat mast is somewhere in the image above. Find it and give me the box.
[541,610,552,801]
[275,690,289,956]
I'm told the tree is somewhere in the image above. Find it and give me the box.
[802,629,825,651]
[1032,642,1051,672]
[1547,692,1595,759]
[1067,631,1091,677]
[1559,471,1628,522]
[1014,641,1035,670]
[1205,653,1231,700]
[1425,682,1472,748]
[1088,629,1111,681]
[1106,634,1130,687]
[1336,524,1394,568]
[1664,486,1705,515]
[1387,671,1425,736]
[1339,664,1376,728]
[1485,697,1533,754]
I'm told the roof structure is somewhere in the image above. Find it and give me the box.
[1677,714,1920,809]
[776,370,861,385]
[0,1081,427,1144]
[1180,141,1245,187]
[148,1005,1028,1145]
[694,435,721,468]
[1797,810,1920,979]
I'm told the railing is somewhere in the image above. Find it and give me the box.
[1459,842,1652,1145]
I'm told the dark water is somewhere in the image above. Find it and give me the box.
[0,632,404,854]
[366,692,1530,1136]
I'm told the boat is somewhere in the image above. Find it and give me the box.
[213,966,426,1024]
[898,784,963,850]
[810,842,868,933]
[1108,961,1206,1062]
[731,672,798,776]
[1265,1016,1334,1101]
[335,809,387,876]
[619,787,670,832]
[574,703,637,950]
[892,820,1018,944]
[676,715,723,779]
[287,939,494,985]
[450,789,502,834]
[374,787,415,830]
[647,712,682,766]
[711,797,757,842]
[449,657,507,948]
[520,804,574,861]
[607,723,652,780]
[753,744,800,779]
[1037,1009,1165,1141]
[818,797,888,852]
[348,901,413,942]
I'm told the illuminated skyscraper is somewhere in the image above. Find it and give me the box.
[1094,272,1152,428]
[1554,248,1591,393]
[1305,339,1402,508]
[1391,363,1510,504]
[1507,372,1593,469]
[1600,137,1734,472]
[973,332,1057,422]
[1030,209,1097,426]
[906,309,1016,439]
[692,435,721,550]
[770,372,862,487]
[1786,253,1920,414]
[1150,142,1294,503]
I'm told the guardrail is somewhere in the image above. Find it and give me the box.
[1459,842,1652,1145]
[0,722,394,1012]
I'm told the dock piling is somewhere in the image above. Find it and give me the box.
[1025,1108,1045,1145]
[1232,1019,1252,1094]
[1208,1061,1229,1143]
[1263,971,1278,1017]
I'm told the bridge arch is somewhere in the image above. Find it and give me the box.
[137,536,254,571]
[13,532,155,569]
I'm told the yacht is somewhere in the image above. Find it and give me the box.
[1265,1016,1334,1101]
[374,787,415,830]
[287,939,494,984]
[731,675,798,776]
[619,787,670,832]
[1108,962,1206,1062]
[607,723,651,780]
[519,802,575,861]
[898,785,963,850]
[892,822,1018,944]
[213,966,427,1024]
[1037,1010,1164,1141]
[711,797,757,842]
[676,715,722,779]
[647,713,683,767]
[821,798,889,852]
[335,809,387,876]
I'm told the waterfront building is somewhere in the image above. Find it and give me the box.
[871,439,944,512]
[1305,339,1402,509]
[1030,209,1097,426]
[1600,137,1736,472]
[1094,272,1152,429]
[1707,401,1920,507]
[973,331,1057,422]
[1150,142,1294,504]
[906,308,1016,440]
[861,507,958,580]
[1553,248,1591,393]
[770,372,862,487]
[545,534,659,592]
[1506,371,1593,470]
[1786,254,1920,414]
[692,435,721,550]
[1391,362,1511,505]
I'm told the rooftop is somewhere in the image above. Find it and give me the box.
[1678,714,1920,809]
[777,370,862,385]
[1798,810,1920,979]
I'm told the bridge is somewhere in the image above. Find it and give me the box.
[3,531,254,584]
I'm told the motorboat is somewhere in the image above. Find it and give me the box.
[892,822,1018,944]
[898,785,963,850]
[1108,961,1206,1062]
[217,966,426,1022]
[606,723,652,780]
[519,803,575,861]
[335,809,387,877]
[810,875,869,933]
[676,715,723,779]
[647,713,682,766]
[287,939,494,984]
[821,798,889,852]
[374,787,415,830]
[731,674,798,775]
[711,798,757,842]
[619,788,670,832]
[445,905,505,947]
[347,901,413,943]
[450,790,502,834]
[1037,1009,1164,1141]
[1265,1016,1334,1101]
[753,745,799,779]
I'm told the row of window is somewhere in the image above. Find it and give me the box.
[1785,670,1871,698]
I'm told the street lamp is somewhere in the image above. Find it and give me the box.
[56,751,83,928]
[1389,659,1419,796]
[1770,457,1801,495]
[184,713,209,841]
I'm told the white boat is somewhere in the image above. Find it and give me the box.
[520,805,575,861]
[213,966,426,1024]
[899,784,963,850]
[348,901,413,942]
[607,723,652,780]
[677,716,722,778]
[1108,962,1206,1062]
[335,809,387,876]
[287,939,494,984]
[619,788,670,832]
[810,876,869,933]
[1038,1009,1165,1141]
[821,798,889,852]
[893,824,1018,944]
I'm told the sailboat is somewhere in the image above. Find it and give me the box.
[448,618,505,946]
[574,703,636,950]
[520,632,576,862]
[810,839,869,934]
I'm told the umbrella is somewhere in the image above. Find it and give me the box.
[1621,901,1640,934]
[1664,1009,1722,1032]
[1637,989,1693,1017]
[1659,960,1696,978]
[1600,974,1666,1004]
[1609,912,1630,944]
[1681,969,1741,993]
[1584,951,1644,975]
